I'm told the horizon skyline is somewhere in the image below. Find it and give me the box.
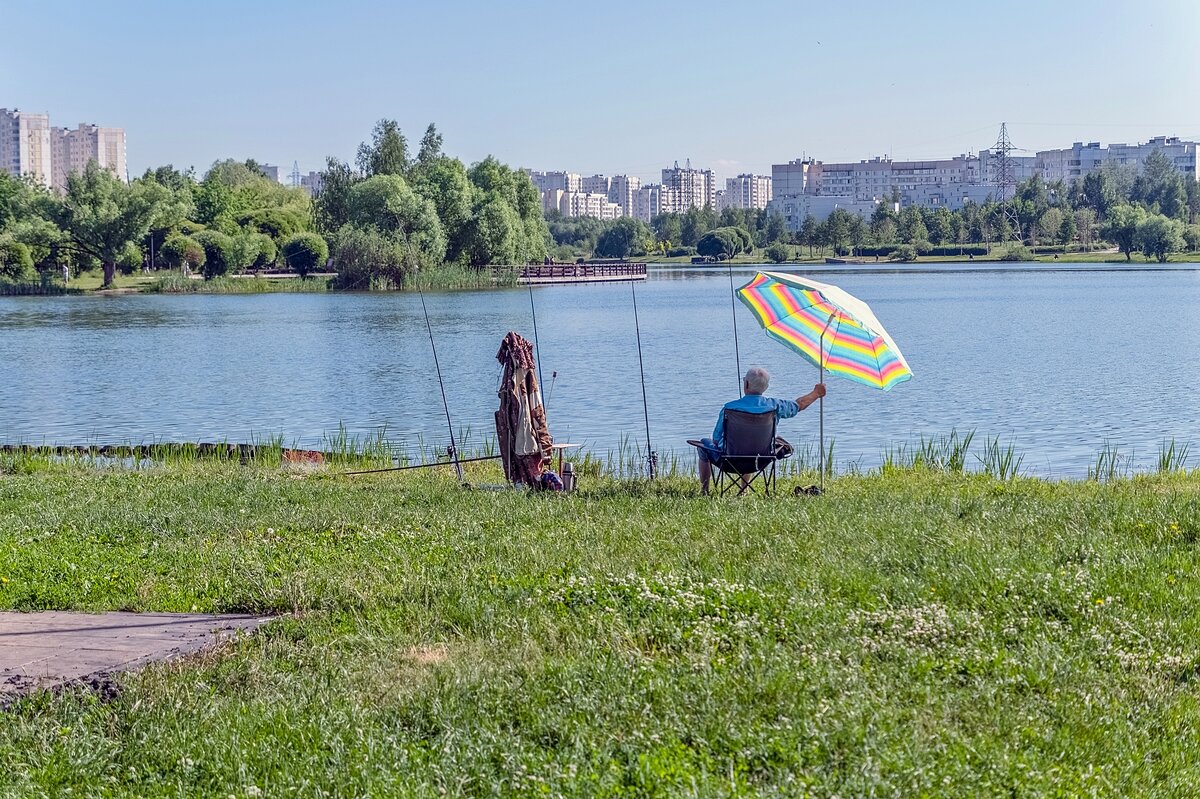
[4,0,1199,184]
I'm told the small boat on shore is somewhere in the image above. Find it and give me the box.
[825,257,868,265]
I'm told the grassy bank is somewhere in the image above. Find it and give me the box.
[3,458,1200,796]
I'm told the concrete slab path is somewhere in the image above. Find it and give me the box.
[1,611,273,703]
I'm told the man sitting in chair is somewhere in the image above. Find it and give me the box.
[696,366,826,495]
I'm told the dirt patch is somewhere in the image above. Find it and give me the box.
[404,644,450,666]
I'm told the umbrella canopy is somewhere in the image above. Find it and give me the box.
[737,271,913,391]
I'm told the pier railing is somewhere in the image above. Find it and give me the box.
[496,262,647,284]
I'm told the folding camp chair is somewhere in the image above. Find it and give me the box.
[688,408,786,497]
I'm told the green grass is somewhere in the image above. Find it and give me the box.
[3,459,1200,796]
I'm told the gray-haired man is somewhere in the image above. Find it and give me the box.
[696,366,825,494]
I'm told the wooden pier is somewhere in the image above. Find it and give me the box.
[507,262,647,285]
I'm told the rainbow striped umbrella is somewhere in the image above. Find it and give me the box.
[737,272,912,390]
[737,272,912,488]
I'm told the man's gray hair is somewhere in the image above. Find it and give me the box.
[744,366,770,394]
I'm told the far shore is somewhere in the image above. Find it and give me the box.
[4,251,1199,297]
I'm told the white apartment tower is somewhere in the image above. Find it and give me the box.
[661,162,715,211]
[722,174,772,210]
[50,124,128,189]
[0,108,53,187]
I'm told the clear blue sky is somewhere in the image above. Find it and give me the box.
[4,0,1198,183]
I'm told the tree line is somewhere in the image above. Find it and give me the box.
[0,120,549,288]
[544,150,1200,264]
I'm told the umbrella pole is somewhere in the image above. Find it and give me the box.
[729,263,742,393]
[818,315,834,493]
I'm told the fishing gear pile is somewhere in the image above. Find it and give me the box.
[495,331,554,487]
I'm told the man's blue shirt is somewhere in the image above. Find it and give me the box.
[712,394,799,449]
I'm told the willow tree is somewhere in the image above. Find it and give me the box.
[40,162,169,287]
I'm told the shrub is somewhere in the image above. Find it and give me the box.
[889,244,917,262]
[160,234,206,274]
[282,232,330,278]
[194,230,236,279]
[998,244,1035,262]
[765,242,791,263]
[667,246,695,257]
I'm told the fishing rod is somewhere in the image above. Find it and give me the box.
[630,281,656,480]
[343,453,500,476]
[528,283,545,396]
[417,288,464,483]
[728,262,742,392]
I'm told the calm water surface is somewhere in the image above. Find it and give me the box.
[1,264,1197,477]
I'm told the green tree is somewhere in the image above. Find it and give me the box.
[927,206,954,245]
[1101,204,1146,261]
[1038,207,1064,248]
[696,227,747,260]
[409,156,476,263]
[417,123,444,165]
[282,232,330,278]
[159,233,206,275]
[1182,224,1200,252]
[1135,212,1185,262]
[1081,171,1117,220]
[464,193,522,266]
[594,217,647,259]
[331,225,409,289]
[799,214,820,255]
[38,162,170,287]
[314,157,359,236]
[680,207,710,246]
[897,206,927,246]
[0,237,35,281]
[652,214,682,246]
[764,212,788,244]
[346,175,447,267]
[1131,149,1187,220]
[194,230,235,279]
[357,119,408,177]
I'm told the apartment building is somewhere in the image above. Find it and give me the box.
[1035,136,1199,183]
[720,174,772,210]
[542,189,622,220]
[607,174,640,216]
[765,195,883,232]
[526,169,582,194]
[661,163,715,211]
[631,184,682,222]
[0,108,52,187]
[49,123,127,189]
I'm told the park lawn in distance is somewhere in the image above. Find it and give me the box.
[2,461,1200,796]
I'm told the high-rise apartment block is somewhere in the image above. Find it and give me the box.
[1,108,52,187]
[661,162,715,211]
[3,108,126,190]
[719,174,772,210]
[50,124,127,190]
[526,170,582,194]
[632,184,680,222]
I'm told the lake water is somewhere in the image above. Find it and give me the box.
[1,263,1198,478]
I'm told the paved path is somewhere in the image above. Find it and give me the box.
[1,611,273,703]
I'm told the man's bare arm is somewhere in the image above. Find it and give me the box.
[795,383,827,411]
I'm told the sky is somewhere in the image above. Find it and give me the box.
[3,0,1199,184]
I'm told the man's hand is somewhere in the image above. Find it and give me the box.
[796,383,826,411]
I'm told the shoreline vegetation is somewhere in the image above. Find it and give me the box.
[1,250,1196,297]
[2,450,1199,794]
